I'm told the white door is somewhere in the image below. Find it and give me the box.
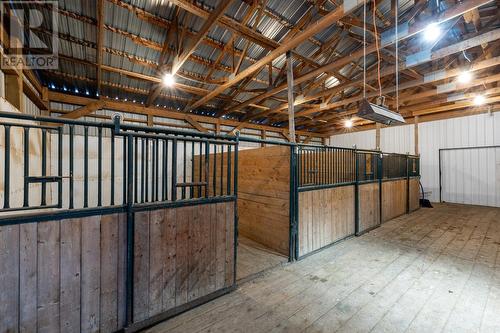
[440,147,500,207]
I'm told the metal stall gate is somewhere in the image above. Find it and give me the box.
[293,146,421,260]
[439,145,500,207]
[295,145,357,259]
[0,111,238,333]
[356,150,383,235]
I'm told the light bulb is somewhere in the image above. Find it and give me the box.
[423,23,441,42]
[473,95,485,106]
[162,73,175,87]
[345,119,353,128]
[457,71,472,84]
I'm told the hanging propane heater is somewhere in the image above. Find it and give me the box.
[357,97,406,126]
[356,0,405,127]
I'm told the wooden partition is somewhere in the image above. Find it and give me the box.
[409,177,421,212]
[238,146,290,256]
[382,179,408,222]
[0,202,235,333]
[358,182,381,233]
[0,213,127,333]
[298,186,355,257]
[132,202,235,326]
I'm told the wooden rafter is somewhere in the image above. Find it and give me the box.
[96,0,104,95]
[188,1,366,111]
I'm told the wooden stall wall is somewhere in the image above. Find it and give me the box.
[132,202,235,325]
[358,182,381,234]
[409,177,421,212]
[298,186,355,257]
[0,213,127,333]
[237,146,290,256]
[382,179,408,222]
[193,145,289,256]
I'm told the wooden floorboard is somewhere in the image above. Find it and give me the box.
[145,204,500,333]
[237,236,288,281]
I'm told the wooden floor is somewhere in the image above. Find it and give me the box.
[237,236,288,281]
[145,204,500,333]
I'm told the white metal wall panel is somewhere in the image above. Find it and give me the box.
[441,147,500,207]
[330,129,376,149]
[419,113,500,202]
[330,112,500,203]
[380,124,415,155]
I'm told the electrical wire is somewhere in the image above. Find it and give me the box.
[363,0,366,99]
[395,0,399,112]
[373,0,382,97]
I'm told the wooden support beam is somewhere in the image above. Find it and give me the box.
[293,31,500,118]
[47,91,327,139]
[227,0,493,114]
[184,115,209,133]
[5,73,23,112]
[375,123,381,150]
[171,0,233,75]
[60,101,104,119]
[414,115,419,155]
[187,1,365,111]
[286,51,296,143]
[96,0,104,94]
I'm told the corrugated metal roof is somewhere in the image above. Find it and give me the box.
[28,0,496,128]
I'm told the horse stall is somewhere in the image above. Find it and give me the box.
[295,147,421,258]
[0,111,237,333]
[196,144,291,280]
[356,150,383,235]
[296,146,357,258]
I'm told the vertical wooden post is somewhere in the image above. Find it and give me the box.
[261,129,266,147]
[414,116,419,155]
[5,73,23,112]
[286,51,296,143]
[375,123,381,150]
[216,121,221,135]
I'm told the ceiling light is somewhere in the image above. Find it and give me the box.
[423,23,441,42]
[457,71,472,84]
[163,73,175,87]
[345,119,353,128]
[473,95,485,106]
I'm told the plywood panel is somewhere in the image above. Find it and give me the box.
[382,179,408,222]
[132,202,235,326]
[0,214,127,333]
[409,177,420,212]
[358,182,380,233]
[298,186,355,257]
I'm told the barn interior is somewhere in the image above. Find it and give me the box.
[0,0,499,332]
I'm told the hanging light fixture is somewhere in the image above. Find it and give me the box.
[162,73,175,87]
[473,95,485,106]
[423,23,441,42]
[457,71,472,84]
[344,119,353,128]
[357,0,405,126]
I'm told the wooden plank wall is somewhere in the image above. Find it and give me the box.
[298,186,355,257]
[358,182,381,233]
[0,213,127,333]
[409,177,421,212]
[132,201,235,323]
[382,179,408,222]
[237,146,290,256]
